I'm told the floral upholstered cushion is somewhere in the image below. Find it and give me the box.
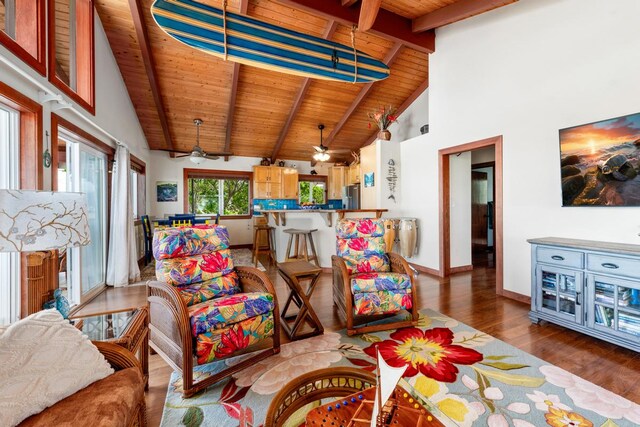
[342,254,391,275]
[195,313,275,365]
[352,289,413,316]
[153,225,230,260]
[335,218,385,239]
[176,272,241,306]
[350,272,411,293]
[188,292,275,335]
[336,236,387,259]
[155,249,235,286]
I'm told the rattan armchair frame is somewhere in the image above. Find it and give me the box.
[93,342,147,427]
[148,265,281,398]
[332,252,419,336]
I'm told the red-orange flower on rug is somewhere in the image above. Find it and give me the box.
[363,327,483,382]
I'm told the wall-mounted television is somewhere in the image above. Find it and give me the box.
[559,112,640,206]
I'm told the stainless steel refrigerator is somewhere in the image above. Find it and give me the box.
[342,184,360,210]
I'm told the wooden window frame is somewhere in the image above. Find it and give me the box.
[0,0,46,75]
[183,168,253,220]
[47,0,96,114]
[0,82,44,319]
[298,173,328,203]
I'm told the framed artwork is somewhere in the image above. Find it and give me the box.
[559,112,640,206]
[157,181,178,202]
[364,172,375,188]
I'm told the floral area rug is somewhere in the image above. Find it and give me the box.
[160,309,640,427]
[139,249,265,282]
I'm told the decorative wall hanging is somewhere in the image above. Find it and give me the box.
[43,131,52,168]
[387,159,397,202]
[151,0,390,83]
[157,181,178,202]
[559,112,640,206]
[364,172,374,188]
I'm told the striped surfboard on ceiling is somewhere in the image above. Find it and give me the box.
[151,0,390,83]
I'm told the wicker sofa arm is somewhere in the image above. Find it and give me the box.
[94,341,140,372]
[331,255,349,282]
[235,266,277,295]
[388,252,412,276]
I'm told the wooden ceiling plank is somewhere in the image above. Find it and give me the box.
[270,20,339,163]
[128,0,173,149]
[325,41,402,148]
[412,0,517,32]
[358,77,428,149]
[274,0,435,53]
[342,0,358,5]
[358,0,382,32]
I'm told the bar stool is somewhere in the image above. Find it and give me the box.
[283,229,319,267]
[253,225,276,267]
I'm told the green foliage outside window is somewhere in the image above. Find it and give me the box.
[187,177,249,215]
[299,181,325,204]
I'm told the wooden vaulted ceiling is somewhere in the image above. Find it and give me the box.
[94,0,516,162]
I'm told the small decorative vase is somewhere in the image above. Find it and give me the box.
[378,129,391,141]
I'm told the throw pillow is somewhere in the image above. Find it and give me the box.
[0,309,114,427]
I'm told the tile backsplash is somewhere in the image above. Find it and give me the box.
[253,199,343,211]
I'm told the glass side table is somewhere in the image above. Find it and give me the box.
[75,307,149,389]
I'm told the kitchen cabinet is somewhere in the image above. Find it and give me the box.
[529,237,640,353]
[328,166,348,200]
[281,168,299,199]
[348,163,360,185]
[253,166,282,183]
[254,181,282,199]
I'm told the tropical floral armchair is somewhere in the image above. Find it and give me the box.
[332,218,418,336]
[148,225,280,397]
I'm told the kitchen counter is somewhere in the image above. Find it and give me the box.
[258,208,390,268]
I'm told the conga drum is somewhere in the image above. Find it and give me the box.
[383,219,396,253]
[398,218,418,258]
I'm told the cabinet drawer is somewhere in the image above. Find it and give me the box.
[536,247,583,268]
[587,254,640,278]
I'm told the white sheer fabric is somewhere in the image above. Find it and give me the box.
[106,145,140,287]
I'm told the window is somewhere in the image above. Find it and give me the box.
[185,170,251,217]
[57,129,108,305]
[299,178,326,204]
[0,103,20,324]
[48,0,95,113]
[0,0,46,75]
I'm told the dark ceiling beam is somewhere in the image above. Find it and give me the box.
[358,0,382,32]
[358,77,429,149]
[341,0,358,6]
[275,0,435,53]
[324,42,403,149]
[224,0,248,161]
[128,0,173,149]
[270,20,339,163]
[413,0,517,32]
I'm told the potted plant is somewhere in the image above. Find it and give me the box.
[368,105,398,140]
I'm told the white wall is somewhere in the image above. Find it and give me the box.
[450,152,471,267]
[399,0,640,296]
[388,89,429,142]
[0,15,149,194]
[146,150,334,245]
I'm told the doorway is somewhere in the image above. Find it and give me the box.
[471,160,495,268]
[439,136,503,294]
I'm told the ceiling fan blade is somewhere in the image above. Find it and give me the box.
[326,149,352,154]
[153,148,192,154]
[204,152,234,157]
[312,145,325,152]
[358,0,382,32]
[204,155,220,160]
[174,153,191,158]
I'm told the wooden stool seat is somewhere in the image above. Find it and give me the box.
[253,225,276,267]
[283,228,319,267]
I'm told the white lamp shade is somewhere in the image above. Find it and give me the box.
[190,155,206,165]
[0,189,91,252]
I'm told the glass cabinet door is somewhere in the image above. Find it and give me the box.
[588,274,640,339]
[536,265,584,324]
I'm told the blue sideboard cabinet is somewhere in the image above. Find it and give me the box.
[528,237,640,352]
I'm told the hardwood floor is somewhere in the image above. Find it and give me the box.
[95,261,640,426]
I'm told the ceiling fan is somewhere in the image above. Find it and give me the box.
[312,124,349,162]
[155,119,233,164]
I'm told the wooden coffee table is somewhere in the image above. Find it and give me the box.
[277,260,323,340]
[75,307,149,389]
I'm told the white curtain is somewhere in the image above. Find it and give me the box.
[106,145,141,287]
